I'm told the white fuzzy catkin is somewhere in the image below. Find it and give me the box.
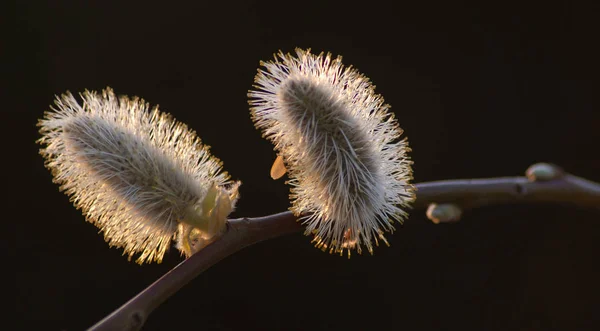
[38,88,240,264]
[249,48,415,257]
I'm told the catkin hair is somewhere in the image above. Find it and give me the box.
[249,48,415,256]
[38,88,239,263]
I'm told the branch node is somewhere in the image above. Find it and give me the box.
[127,310,145,331]
[426,203,462,224]
[514,183,526,195]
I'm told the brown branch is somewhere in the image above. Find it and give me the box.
[87,163,600,331]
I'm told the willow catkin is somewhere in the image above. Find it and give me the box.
[249,48,415,257]
[38,88,240,264]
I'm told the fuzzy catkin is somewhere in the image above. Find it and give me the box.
[249,48,415,257]
[38,88,240,264]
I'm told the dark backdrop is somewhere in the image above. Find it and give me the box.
[8,1,600,330]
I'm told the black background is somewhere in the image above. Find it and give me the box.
[8,1,600,330]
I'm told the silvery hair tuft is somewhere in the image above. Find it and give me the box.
[249,48,415,257]
[38,88,240,264]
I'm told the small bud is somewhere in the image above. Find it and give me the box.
[38,88,240,264]
[248,49,415,256]
[270,154,287,180]
[426,203,462,224]
[526,163,563,182]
